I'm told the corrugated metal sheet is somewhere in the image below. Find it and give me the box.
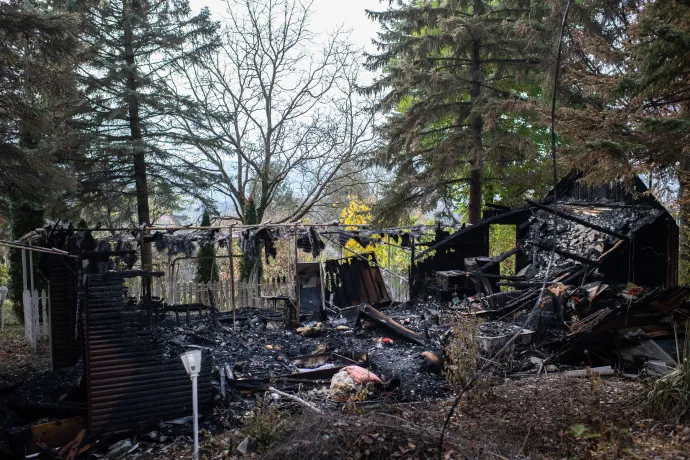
[48,256,80,369]
[84,273,212,432]
[324,253,391,308]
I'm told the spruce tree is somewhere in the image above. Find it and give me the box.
[612,0,690,284]
[195,211,219,283]
[552,1,690,284]
[1,0,80,321]
[365,0,551,223]
[75,0,219,268]
[239,196,262,281]
[0,0,81,212]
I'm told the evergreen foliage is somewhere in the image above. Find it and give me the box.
[0,0,81,213]
[364,0,553,223]
[195,211,219,283]
[73,0,219,266]
[551,0,690,284]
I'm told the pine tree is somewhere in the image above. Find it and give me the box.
[75,0,219,268]
[0,1,81,213]
[195,210,219,283]
[551,1,690,283]
[239,196,262,281]
[364,0,552,223]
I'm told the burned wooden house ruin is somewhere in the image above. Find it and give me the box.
[415,171,685,369]
[1,171,688,458]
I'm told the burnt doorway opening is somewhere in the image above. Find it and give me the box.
[490,224,517,290]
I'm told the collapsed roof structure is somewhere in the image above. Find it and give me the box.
[417,170,686,367]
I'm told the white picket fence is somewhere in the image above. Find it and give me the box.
[125,267,408,312]
[382,271,410,303]
[22,288,49,351]
[128,277,294,311]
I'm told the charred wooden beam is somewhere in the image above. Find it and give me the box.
[476,246,522,274]
[497,281,562,288]
[436,270,527,286]
[596,239,627,262]
[232,366,346,390]
[526,199,630,240]
[414,207,531,261]
[358,304,426,345]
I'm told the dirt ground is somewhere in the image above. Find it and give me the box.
[0,326,51,389]
[1,307,689,459]
[135,374,690,459]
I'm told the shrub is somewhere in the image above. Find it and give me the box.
[444,315,481,391]
[638,324,690,423]
[242,396,289,449]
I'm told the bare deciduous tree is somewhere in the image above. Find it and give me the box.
[171,0,375,223]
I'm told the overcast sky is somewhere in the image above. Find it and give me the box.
[200,0,382,53]
[189,1,385,218]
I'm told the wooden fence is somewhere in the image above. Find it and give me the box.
[126,269,409,311]
[128,276,294,311]
[22,288,49,351]
[382,271,409,303]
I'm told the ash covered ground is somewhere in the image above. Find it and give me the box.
[154,302,451,402]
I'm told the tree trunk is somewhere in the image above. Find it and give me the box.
[467,0,485,223]
[468,165,483,223]
[123,2,152,269]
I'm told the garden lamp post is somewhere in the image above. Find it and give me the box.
[180,349,202,460]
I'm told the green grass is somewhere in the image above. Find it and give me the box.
[1,298,22,329]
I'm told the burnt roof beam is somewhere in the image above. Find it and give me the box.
[414,207,532,261]
[526,199,630,240]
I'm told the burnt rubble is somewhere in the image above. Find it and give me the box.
[2,173,688,458]
[423,173,687,374]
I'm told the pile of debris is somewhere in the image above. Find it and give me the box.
[3,172,689,459]
[427,174,689,375]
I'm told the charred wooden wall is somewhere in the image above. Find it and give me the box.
[84,273,212,432]
[411,226,490,298]
[47,256,81,369]
[324,253,391,308]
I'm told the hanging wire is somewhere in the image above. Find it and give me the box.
[437,1,573,457]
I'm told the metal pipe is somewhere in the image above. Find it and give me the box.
[68,222,452,232]
[21,249,27,292]
[293,223,300,323]
[192,374,199,460]
[228,225,236,332]
[0,239,77,258]
[29,244,35,294]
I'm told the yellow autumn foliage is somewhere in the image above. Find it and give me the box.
[339,195,409,274]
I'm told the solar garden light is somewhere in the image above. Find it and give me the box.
[180,349,202,460]
[0,286,8,332]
